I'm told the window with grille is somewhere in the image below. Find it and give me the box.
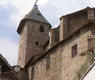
[72,44,77,58]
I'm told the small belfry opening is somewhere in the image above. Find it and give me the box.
[39,25,44,32]
[35,41,39,45]
[17,0,51,67]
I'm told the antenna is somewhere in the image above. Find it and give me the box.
[35,0,38,4]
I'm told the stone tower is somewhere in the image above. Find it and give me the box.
[17,3,51,67]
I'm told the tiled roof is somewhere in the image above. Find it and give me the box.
[17,4,51,34]
[24,4,49,24]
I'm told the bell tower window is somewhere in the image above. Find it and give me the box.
[35,41,39,45]
[39,25,44,32]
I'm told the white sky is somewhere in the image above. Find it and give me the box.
[83,65,95,80]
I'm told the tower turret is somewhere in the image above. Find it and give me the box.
[17,3,51,67]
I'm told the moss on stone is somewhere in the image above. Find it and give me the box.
[73,50,95,80]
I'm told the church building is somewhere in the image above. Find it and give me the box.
[1,2,95,80]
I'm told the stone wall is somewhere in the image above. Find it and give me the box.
[60,11,88,40]
[18,7,95,80]
[0,73,17,80]
[0,77,13,80]
[87,8,95,20]
[18,20,50,67]
[60,8,95,41]
[17,69,29,80]
[50,27,59,46]
[28,47,62,80]
[27,25,94,80]
[26,21,50,65]
[18,23,28,67]
[61,30,92,80]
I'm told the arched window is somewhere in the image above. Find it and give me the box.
[39,25,44,32]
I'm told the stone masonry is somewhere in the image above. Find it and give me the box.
[17,4,51,67]
[16,4,95,80]
[2,3,95,80]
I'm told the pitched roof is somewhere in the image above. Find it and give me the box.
[0,54,11,72]
[0,54,18,80]
[17,4,51,34]
[60,6,95,20]
[25,4,49,24]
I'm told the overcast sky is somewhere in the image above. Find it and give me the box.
[83,65,95,80]
[0,0,95,65]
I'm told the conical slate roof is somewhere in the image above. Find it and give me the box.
[24,4,49,23]
[17,4,51,34]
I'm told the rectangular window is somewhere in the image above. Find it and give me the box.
[46,55,50,70]
[72,44,77,58]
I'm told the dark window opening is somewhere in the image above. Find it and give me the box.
[35,42,39,45]
[46,55,50,70]
[72,44,77,58]
[39,25,44,32]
